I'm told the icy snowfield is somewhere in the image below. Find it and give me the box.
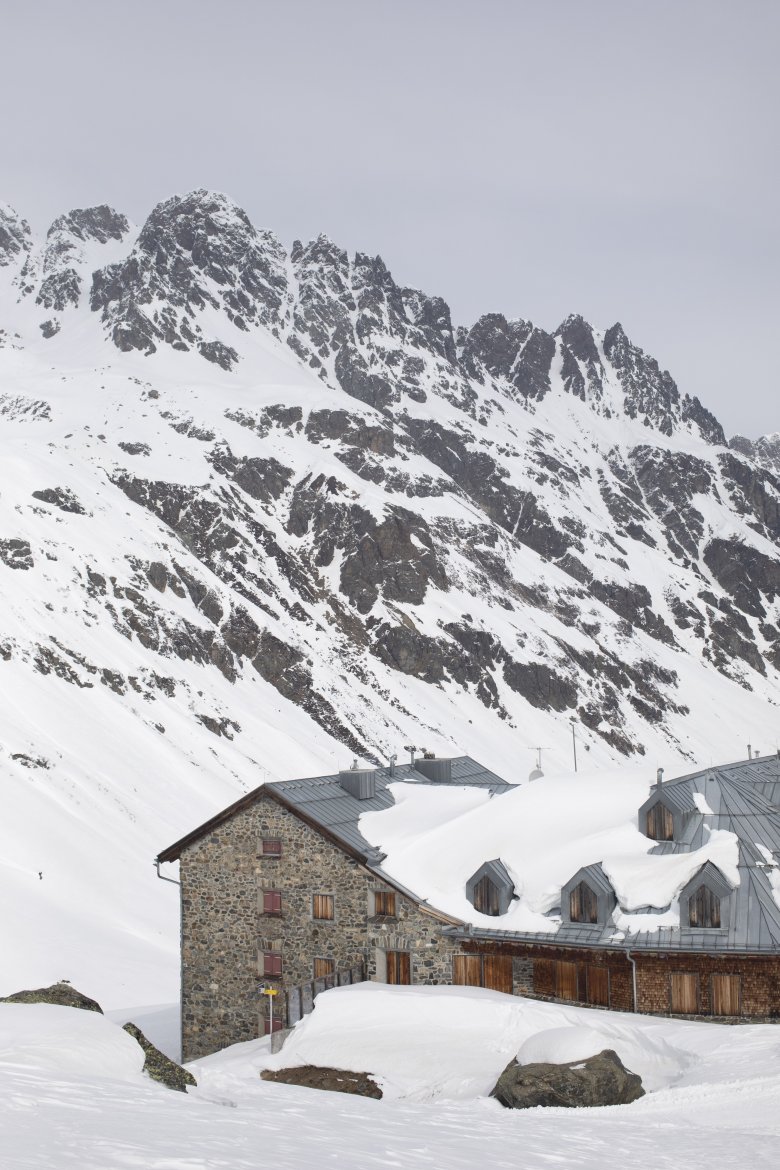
[2,987,780,1170]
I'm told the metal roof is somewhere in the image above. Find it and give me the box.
[447,753,780,955]
[157,755,512,865]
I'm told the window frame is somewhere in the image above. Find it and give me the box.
[262,889,283,917]
[262,950,282,979]
[260,838,282,858]
[312,893,335,921]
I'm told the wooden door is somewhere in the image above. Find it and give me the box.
[711,974,740,1016]
[386,951,411,985]
[453,955,482,986]
[670,972,699,1014]
[586,965,610,1007]
[555,960,578,1001]
[482,954,513,994]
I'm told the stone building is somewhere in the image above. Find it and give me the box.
[158,753,780,1060]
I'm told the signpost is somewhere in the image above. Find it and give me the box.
[261,985,279,1035]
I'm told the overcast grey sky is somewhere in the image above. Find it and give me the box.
[3,0,777,437]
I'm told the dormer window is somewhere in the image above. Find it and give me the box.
[680,862,732,932]
[561,863,616,926]
[569,881,598,924]
[473,875,500,916]
[646,802,674,841]
[466,860,515,917]
[688,884,721,928]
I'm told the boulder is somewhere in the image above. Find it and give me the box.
[0,981,103,1013]
[122,1022,196,1093]
[492,1048,645,1109]
[261,1064,382,1099]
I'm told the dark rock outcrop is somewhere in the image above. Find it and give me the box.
[492,1049,645,1109]
[0,981,103,1013]
[122,1022,197,1092]
[261,1064,382,1099]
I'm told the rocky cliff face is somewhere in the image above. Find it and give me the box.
[1,188,779,778]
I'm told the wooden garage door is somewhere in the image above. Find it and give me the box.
[586,964,610,1007]
[482,955,513,994]
[670,972,699,1014]
[453,955,482,986]
[386,951,411,985]
[555,960,579,1001]
[711,974,740,1016]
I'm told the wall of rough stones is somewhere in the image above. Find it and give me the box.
[179,792,463,1060]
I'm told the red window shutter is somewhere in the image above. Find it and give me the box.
[263,951,282,978]
[262,838,282,857]
[263,890,282,915]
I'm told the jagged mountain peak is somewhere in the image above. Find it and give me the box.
[46,205,130,244]
[0,203,32,267]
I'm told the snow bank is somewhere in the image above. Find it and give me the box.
[261,982,693,1101]
[0,1003,144,1081]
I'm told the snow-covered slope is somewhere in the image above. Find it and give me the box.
[1,189,779,1005]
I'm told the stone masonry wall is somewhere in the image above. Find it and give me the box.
[180,792,464,1060]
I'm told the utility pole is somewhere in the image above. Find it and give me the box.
[570,718,578,773]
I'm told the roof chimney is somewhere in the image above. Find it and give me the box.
[656,767,664,788]
[415,757,453,783]
[339,763,377,800]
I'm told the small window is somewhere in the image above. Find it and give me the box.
[261,838,282,857]
[670,971,699,1013]
[688,884,721,928]
[374,891,396,916]
[313,894,335,920]
[263,951,282,978]
[711,974,740,1016]
[313,957,336,979]
[263,890,282,916]
[646,803,674,841]
[569,880,599,924]
[473,875,500,916]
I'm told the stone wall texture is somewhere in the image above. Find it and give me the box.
[179,792,463,1060]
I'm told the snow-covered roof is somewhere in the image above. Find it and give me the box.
[160,750,780,953]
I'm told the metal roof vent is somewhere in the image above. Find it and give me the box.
[339,764,377,800]
[415,757,453,783]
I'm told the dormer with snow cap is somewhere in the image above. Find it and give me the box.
[561,863,617,926]
[466,859,515,916]
[680,861,734,931]
[638,781,697,843]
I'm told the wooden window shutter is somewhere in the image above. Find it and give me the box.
[263,951,282,978]
[263,890,282,916]
[482,954,513,994]
[569,881,599,923]
[586,965,610,1006]
[374,891,396,916]
[689,885,721,928]
[453,955,482,986]
[473,875,501,916]
[386,951,411,985]
[711,974,740,1016]
[555,960,578,1001]
[313,894,335,920]
[670,972,699,1014]
[261,838,282,857]
[313,957,336,979]
[646,803,674,841]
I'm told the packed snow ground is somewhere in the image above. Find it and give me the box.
[3,986,780,1169]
